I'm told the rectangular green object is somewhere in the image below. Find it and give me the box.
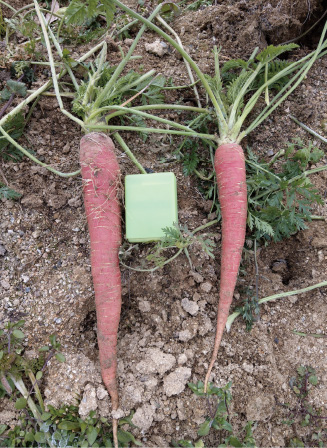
[125,172,178,242]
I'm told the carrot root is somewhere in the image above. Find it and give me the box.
[204,143,247,392]
[80,132,121,446]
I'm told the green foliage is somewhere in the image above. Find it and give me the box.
[246,139,324,242]
[0,113,25,161]
[0,80,27,102]
[72,58,168,131]
[0,405,139,447]
[180,136,323,243]
[183,0,214,11]
[0,184,22,200]
[147,223,215,268]
[256,43,299,64]
[174,382,256,447]
[0,321,139,446]
[235,288,260,331]
[0,7,6,37]
[280,366,327,447]
[65,0,116,26]
[0,321,65,390]
[201,44,300,124]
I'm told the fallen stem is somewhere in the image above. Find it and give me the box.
[226,280,327,331]
[0,125,80,177]
[113,132,147,174]
[290,115,327,144]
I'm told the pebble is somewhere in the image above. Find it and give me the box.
[181,298,199,316]
[1,280,10,289]
[54,318,62,324]
[178,329,192,342]
[145,40,169,57]
[177,354,187,365]
[21,275,30,283]
[200,281,212,293]
[163,367,192,397]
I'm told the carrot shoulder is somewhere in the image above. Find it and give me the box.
[80,132,122,411]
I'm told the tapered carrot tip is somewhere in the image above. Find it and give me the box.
[204,143,247,391]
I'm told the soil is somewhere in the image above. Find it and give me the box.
[1,0,327,446]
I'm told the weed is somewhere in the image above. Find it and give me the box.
[120,221,216,272]
[0,6,5,36]
[278,366,327,447]
[0,322,139,447]
[0,183,21,200]
[173,382,256,447]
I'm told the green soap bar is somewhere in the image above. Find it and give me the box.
[125,172,178,242]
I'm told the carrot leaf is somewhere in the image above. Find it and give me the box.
[256,43,299,64]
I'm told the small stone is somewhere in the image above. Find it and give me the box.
[68,196,82,208]
[289,295,298,304]
[191,271,203,283]
[139,300,151,313]
[54,318,62,324]
[271,260,287,273]
[246,393,275,421]
[177,354,187,365]
[21,194,43,207]
[21,275,30,283]
[178,329,192,342]
[32,230,41,239]
[62,143,70,154]
[97,387,108,400]
[145,40,168,57]
[181,298,199,316]
[1,279,10,289]
[111,408,125,420]
[0,244,7,256]
[124,38,134,45]
[242,362,254,374]
[267,149,274,157]
[131,404,155,432]
[47,194,67,209]
[78,384,98,418]
[312,238,327,248]
[200,282,212,293]
[163,367,192,397]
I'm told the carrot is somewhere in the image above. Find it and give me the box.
[79,132,121,446]
[204,143,247,391]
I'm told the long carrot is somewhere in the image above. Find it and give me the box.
[80,132,121,446]
[204,143,247,390]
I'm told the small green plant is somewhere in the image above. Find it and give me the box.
[0,6,6,36]
[0,183,21,200]
[173,382,256,447]
[279,366,327,447]
[246,139,324,242]
[0,405,140,447]
[119,221,216,272]
[0,322,139,447]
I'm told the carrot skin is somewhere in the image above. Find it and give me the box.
[80,132,121,411]
[205,142,247,390]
